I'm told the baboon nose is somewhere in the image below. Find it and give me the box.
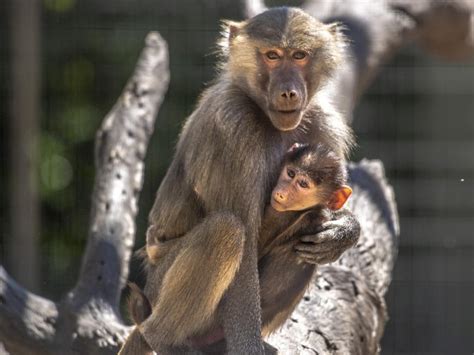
[281,90,298,101]
[275,192,286,202]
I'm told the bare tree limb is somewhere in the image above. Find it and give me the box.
[0,32,169,355]
[304,0,474,117]
[71,31,169,309]
[391,0,474,60]
[0,266,57,354]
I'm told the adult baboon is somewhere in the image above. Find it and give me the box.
[119,7,358,355]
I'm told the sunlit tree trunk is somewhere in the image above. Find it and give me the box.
[8,0,41,292]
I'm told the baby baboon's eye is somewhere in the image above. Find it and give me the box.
[292,51,307,60]
[298,179,309,189]
[266,51,280,60]
[287,168,295,178]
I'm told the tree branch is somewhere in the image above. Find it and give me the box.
[70,31,169,309]
[304,0,474,118]
[0,266,57,354]
[0,32,170,355]
[391,0,474,60]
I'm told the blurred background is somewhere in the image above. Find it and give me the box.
[0,0,473,354]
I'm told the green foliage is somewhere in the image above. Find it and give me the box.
[44,0,76,13]
[40,134,73,194]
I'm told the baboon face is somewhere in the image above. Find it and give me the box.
[271,163,320,211]
[271,143,352,212]
[224,7,345,131]
[257,47,309,131]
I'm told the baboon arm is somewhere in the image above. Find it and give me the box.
[295,208,360,265]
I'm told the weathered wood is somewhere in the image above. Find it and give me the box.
[0,32,169,355]
[306,0,474,121]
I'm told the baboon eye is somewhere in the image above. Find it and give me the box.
[292,51,307,60]
[287,168,295,178]
[266,51,280,60]
[298,180,309,189]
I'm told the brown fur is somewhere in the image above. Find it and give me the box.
[119,7,355,355]
[143,213,245,346]
[124,144,358,352]
[127,282,152,325]
[258,143,355,335]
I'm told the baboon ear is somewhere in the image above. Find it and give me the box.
[326,22,343,36]
[328,185,352,210]
[326,22,347,50]
[225,20,244,43]
[320,22,347,74]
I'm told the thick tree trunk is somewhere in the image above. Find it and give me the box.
[1,0,473,354]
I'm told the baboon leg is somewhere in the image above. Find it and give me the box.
[141,211,246,350]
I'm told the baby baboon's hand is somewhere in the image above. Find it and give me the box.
[295,210,360,265]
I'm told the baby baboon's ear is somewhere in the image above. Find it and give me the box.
[328,185,352,210]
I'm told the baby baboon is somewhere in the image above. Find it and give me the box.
[119,7,358,355]
[258,142,354,335]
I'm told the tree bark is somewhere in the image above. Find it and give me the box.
[1,0,473,354]
[0,32,169,355]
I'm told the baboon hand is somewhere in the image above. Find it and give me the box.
[294,211,360,265]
